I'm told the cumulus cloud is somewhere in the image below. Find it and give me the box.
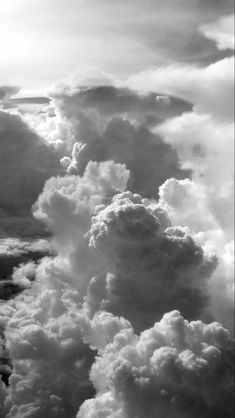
[78,310,234,418]
[0,238,52,301]
[44,80,192,198]
[32,160,130,301]
[1,0,233,88]
[1,273,95,417]
[157,113,234,190]
[0,161,130,415]
[33,160,129,244]
[85,191,217,331]
[0,2,234,415]
[0,155,222,416]
[126,53,234,332]
[158,178,234,330]
[31,158,217,332]
[28,70,192,156]
[154,94,234,331]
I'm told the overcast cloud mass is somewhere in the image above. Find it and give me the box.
[0,1,234,417]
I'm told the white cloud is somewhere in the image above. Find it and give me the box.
[127,57,234,122]
[200,15,234,51]
[78,310,234,418]
[0,2,234,414]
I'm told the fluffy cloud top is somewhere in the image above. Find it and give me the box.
[85,192,216,331]
[0,155,226,417]
[158,178,234,330]
[0,160,130,417]
[78,310,234,418]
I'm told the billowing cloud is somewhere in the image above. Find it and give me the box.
[0,155,222,416]
[33,160,130,299]
[0,161,130,416]
[85,191,217,331]
[32,162,217,331]
[126,54,234,332]
[1,274,95,417]
[45,81,192,198]
[78,310,234,418]
[158,178,234,331]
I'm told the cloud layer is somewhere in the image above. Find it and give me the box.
[0,2,234,415]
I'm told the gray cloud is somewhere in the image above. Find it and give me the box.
[53,84,191,198]
[0,87,19,101]
[86,192,217,331]
[0,110,63,217]
[0,151,232,417]
[0,1,233,413]
[81,0,234,66]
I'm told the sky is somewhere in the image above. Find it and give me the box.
[0,0,234,91]
[0,1,234,417]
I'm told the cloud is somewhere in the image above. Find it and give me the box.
[78,310,234,418]
[0,2,234,414]
[0,215,49,239]
[159,176,233,241]
[126,54,234,332]
[1,277,95,417]
[33,160,129,234]
[0,156,220,416]
[33,160,130,299]
[47,81,192,198]
[0,160,130,416]
[128,56,234,122]
[200,15,234,51]
[0,102,233,418]
[0,86,19,102]
[0,110,63,217]
[85,191,217,331]
[156,113,234,191]
[0,0,233,88]
[158,177,234,331]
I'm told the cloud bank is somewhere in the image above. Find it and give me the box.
[0,3,234,415]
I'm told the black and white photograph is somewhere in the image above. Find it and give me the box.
[0,1,234,417]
